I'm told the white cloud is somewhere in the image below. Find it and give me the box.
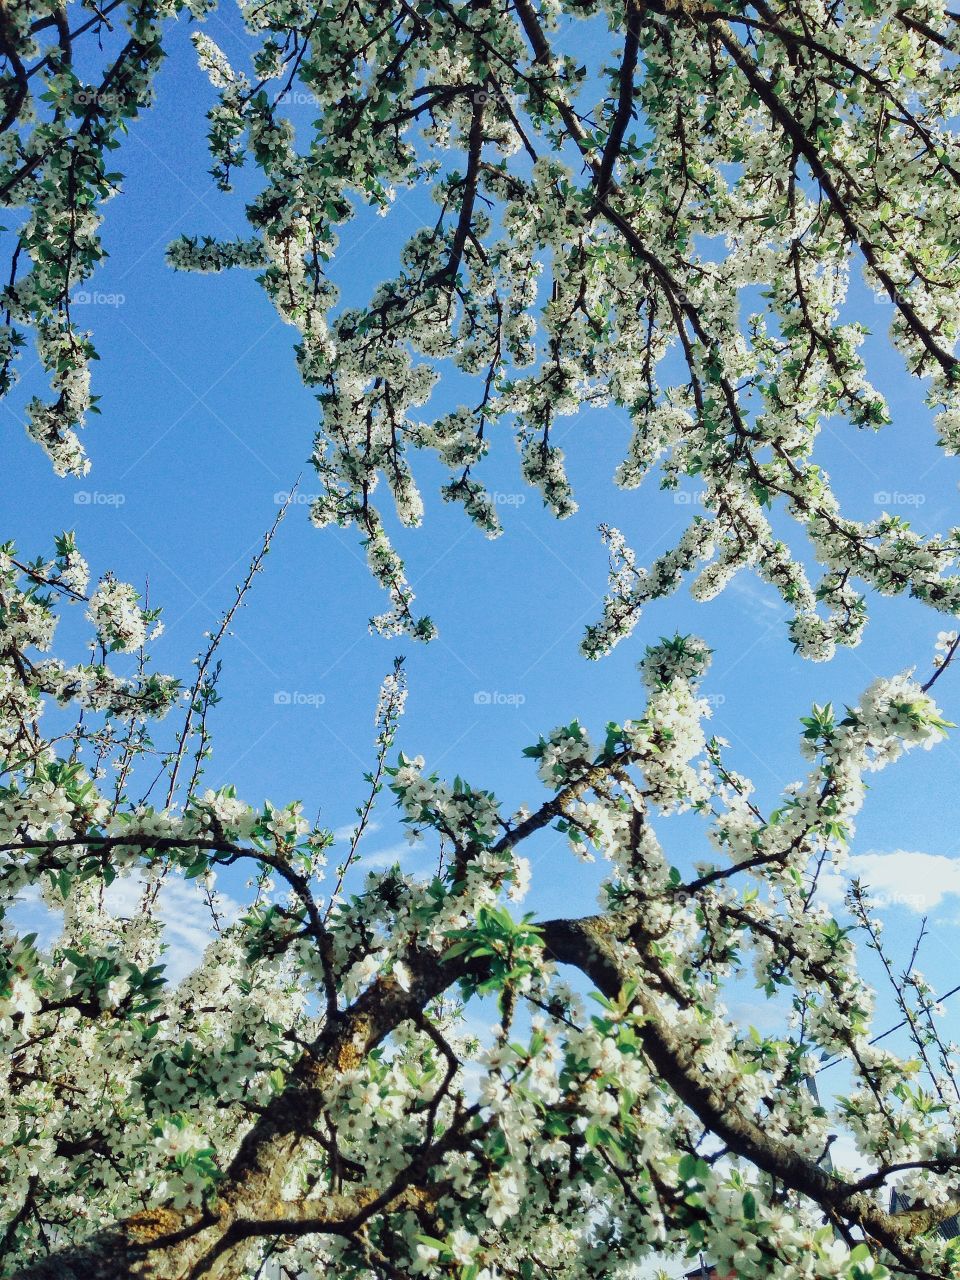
[726,995,790,1036]
[358,842,414,870]
[333,819,381,844]
[818,849,960,914]
[730,575,788,627]
[825,1130,870,1177]
[106,875,241,981]
[8,884,60,949]
[8,874,241,985]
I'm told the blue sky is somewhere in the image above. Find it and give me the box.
[5,4,960,1131]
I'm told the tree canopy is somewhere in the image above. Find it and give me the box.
[8,0,960,648]
[4,2,960,1279]
[2,547,958,1280]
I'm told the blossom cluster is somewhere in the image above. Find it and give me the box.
[2,606,958,1279]
[151,0,960,656]
[1,0,215,477]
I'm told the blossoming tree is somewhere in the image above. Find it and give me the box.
[10,0,960,651]
[2,538,960,1280]
[5,1,960,1279]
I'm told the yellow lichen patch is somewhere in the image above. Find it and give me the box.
[335,1040,363,1073]
[126,1207,182,1245]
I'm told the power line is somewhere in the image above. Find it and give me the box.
[816,981,960,1075]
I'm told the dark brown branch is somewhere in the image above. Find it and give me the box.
[594,7,640,201]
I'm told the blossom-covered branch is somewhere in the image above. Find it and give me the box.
[3,548,960,1279]
[153,0,960,656]
[0,0,213,475]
